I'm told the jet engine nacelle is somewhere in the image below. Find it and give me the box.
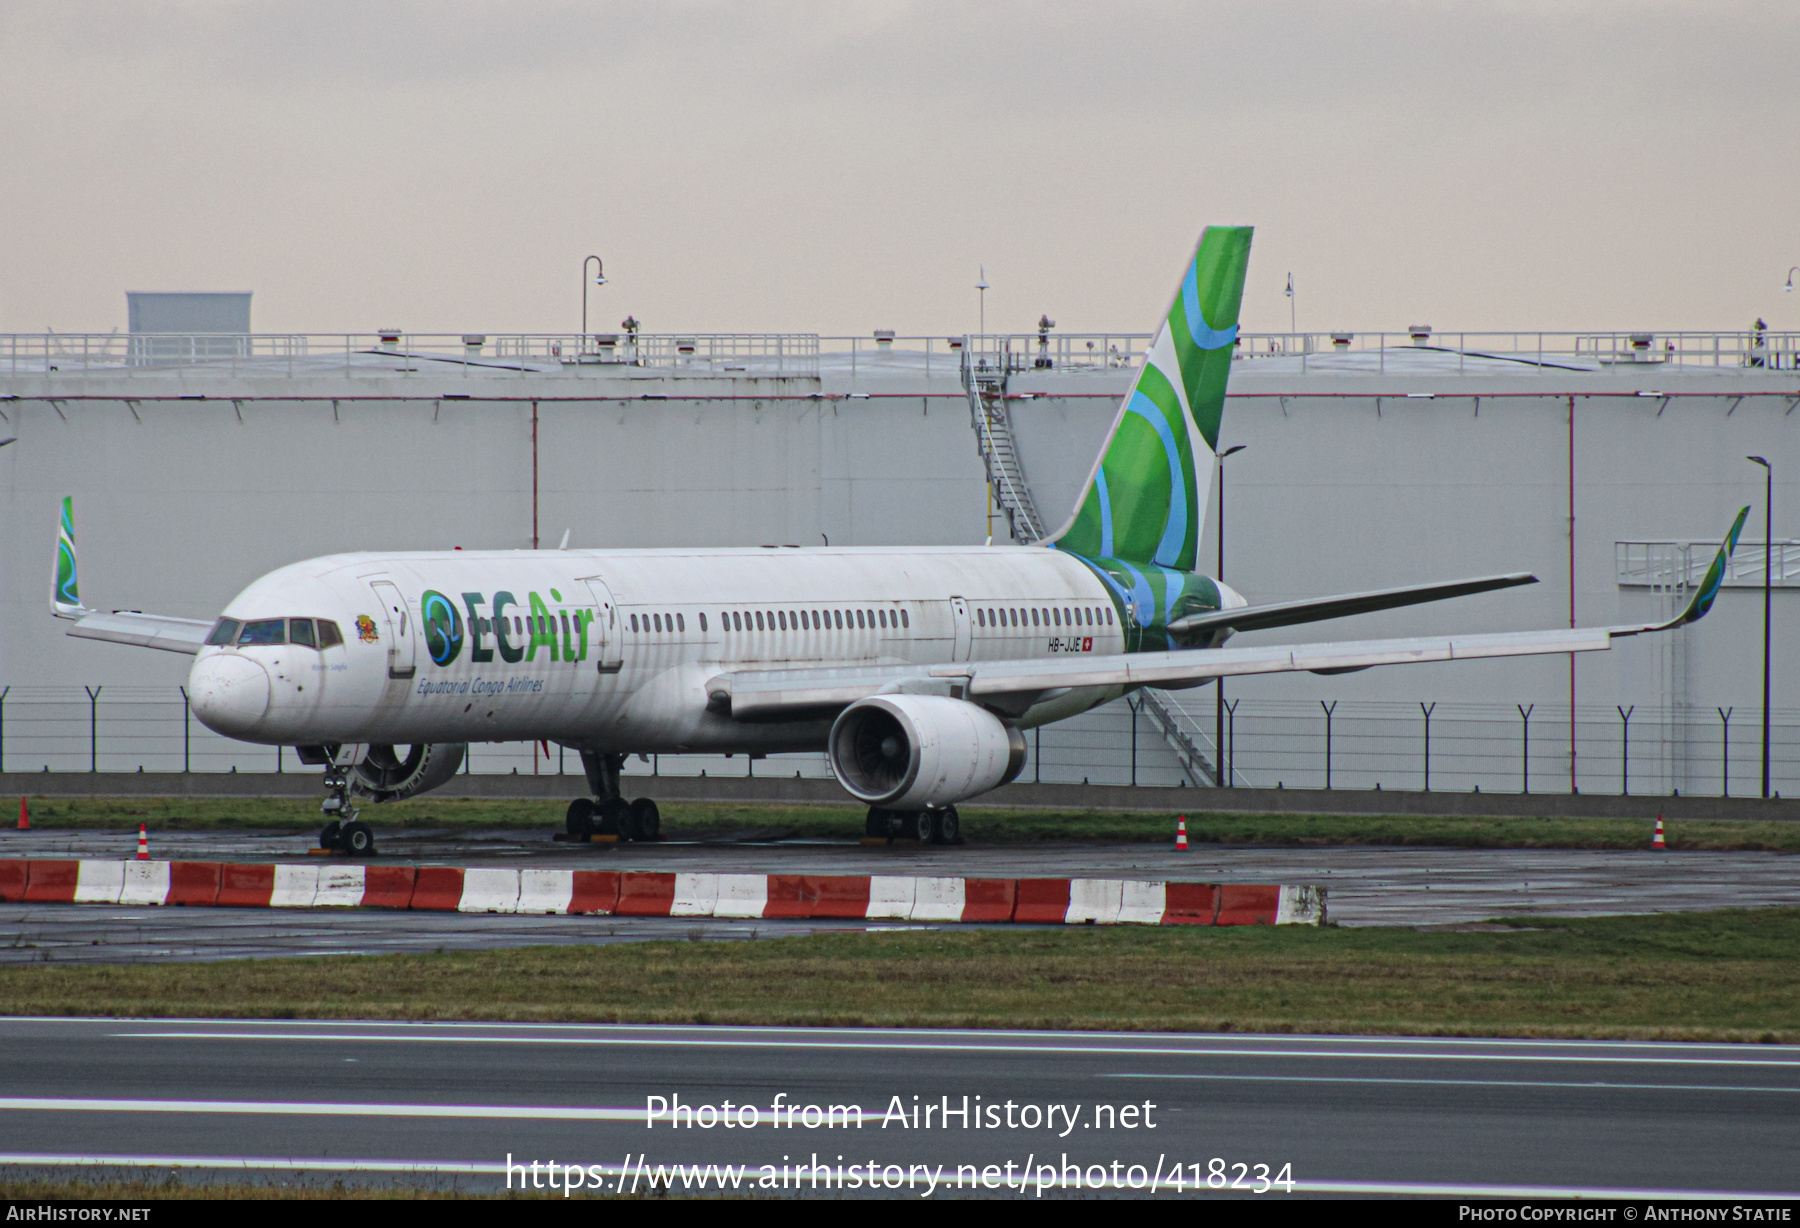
[828,695,1027,810]
[352,742,467,803]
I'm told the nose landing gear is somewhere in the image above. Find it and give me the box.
[316,756,376,856]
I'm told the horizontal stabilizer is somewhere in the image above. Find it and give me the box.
[64,611,212,656]
[1166,573,1539,638]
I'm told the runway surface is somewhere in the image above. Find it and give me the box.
[1,829,1796,964]
[0,1018,1794,1197]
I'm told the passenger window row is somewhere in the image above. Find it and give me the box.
[209,617,345,649]
[719,607,910,633]
[629,612,688,634]
[474,612,579,637]
[977,605,1111,630]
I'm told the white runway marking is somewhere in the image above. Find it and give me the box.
[1105,1072,1800,1094]
[0,1097,649,1120]
[0,1097,885,1124]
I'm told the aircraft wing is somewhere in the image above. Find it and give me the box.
[719,508,1749,721]
[62,610,213,655]
[723,624,1609,719]
[49,496,213,655]
[1166,572,1538,638]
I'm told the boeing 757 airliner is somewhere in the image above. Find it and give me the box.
[51,227,1747,854]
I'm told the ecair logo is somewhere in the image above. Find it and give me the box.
[420,588,594,668]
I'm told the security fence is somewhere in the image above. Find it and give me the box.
[0,686,1791,798]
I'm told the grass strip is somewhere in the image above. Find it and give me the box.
[2,909,1795,1042]
[11,796,1799,851]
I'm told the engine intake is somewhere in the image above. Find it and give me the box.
[353,742,467,803]
[828,695,1026,810]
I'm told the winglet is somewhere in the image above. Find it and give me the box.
[52,495,91,620]
[1664,505,1750,629]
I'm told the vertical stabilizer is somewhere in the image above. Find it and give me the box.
[52,496,88,618]
[1047,225,1253,572]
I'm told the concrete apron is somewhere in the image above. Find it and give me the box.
[0,772,1795,822]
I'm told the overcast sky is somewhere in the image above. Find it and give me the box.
[3,1,1798,338]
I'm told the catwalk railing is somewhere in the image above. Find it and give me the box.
[1,688,1789,798]
[1617,540,1800,589]
[8,328,1798,380]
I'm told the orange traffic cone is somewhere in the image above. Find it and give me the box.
[16,798,27,831]
[136,823,148,861]
[1652,817,1666,850]
[1175,815,1189,851]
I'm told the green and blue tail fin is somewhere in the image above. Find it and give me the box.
[52,495,88,619]
[1047,225,1253,573]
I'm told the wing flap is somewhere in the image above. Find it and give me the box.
[65,612,213,656]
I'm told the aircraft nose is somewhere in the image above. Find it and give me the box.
[188,653,271,737]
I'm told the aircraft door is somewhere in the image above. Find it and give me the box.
[950,595,972,662]
[579,576,624,674]
[369,580,416,679]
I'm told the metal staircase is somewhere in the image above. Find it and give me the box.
[962,351,1045,543]
[1132,691,1223,788]
[960,342,1224,787]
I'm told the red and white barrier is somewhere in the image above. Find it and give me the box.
[517,868,574,914]
[866,875,914,920]
[459,868,522,914]
[118,860,170,906]
[0,859,27,903]
[713,874,770,919]
[0,858,1324,926]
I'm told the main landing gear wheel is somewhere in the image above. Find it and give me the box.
[565,798,595,838]
[908,811,935,844]
[597,797,631,837]
[340,820,375,857]
[319,820,342,851]
[628,798,661,842]
[933,807,961,846]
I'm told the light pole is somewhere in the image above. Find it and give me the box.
[1215,443,1247,785]
[581,256,607,349]
[1284,272,1296,338]
[1784,269,1800,368]
[976,266,990,335]
[1749,455,1774,797]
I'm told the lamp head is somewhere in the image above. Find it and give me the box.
[1749,455,1771,470]
[1220,444,1247,459]
[1786,267,1799,291]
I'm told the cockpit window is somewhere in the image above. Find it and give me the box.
[237,618,286,646]
[205,618,240,646]
[317,620,344,648]
[289,618,317,648]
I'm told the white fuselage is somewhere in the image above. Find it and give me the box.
[186,545,1132,753]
